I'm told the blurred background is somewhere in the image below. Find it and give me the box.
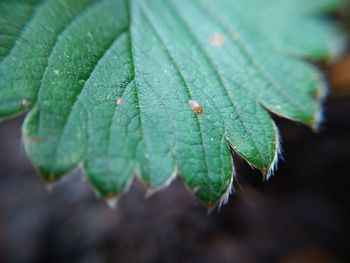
[1,4,350,263]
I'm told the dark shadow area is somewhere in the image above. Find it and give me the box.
[0,96,350,263]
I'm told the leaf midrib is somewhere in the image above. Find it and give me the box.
[137,4,216,194]
[165,0,268,167]
[21,0,274,174]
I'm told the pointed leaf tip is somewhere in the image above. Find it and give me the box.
[104,195,118,210]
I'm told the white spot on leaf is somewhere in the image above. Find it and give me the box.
[116,97,124,105]
[54,69,60,76]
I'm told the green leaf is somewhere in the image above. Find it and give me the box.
[0,0,345,207]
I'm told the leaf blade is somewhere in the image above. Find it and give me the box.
[0,0,344,206]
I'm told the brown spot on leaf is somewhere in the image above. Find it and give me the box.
[44,177,58,184]
[209,33,225,47]
[105,192,118,199]
[189,100,203,114]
